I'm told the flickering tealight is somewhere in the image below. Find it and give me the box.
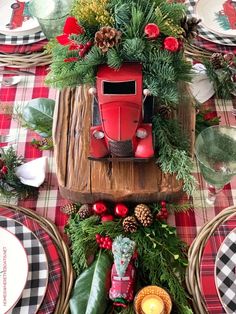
[141,295,164,314]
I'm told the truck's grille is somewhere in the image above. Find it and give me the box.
[108,140,133,157]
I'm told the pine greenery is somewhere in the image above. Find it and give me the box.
[0,147,38,200]
[46,0,192,107]
[204,59,236,100]
[66,213,193,313]
[153,115,196,195]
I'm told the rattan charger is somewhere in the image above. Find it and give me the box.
[186,205,236,314]
[0,203,74,314]
[0,51,52,68]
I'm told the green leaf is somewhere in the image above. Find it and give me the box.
[70,251,112,314]
[21,98,55,137]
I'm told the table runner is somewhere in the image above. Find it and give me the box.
[0,66,236,245]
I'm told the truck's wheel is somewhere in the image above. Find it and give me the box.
[11,3,20,9]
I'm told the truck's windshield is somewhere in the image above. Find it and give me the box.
[103,81,136,95]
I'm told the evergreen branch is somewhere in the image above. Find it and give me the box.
[0,147,38,200]
[204,59,236,99]
[107,48,123,69]
[153,115,196,195]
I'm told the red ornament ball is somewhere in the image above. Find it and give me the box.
[1,165,8,174]
[92,201,107,215]
[114,203,129,217]
[101,214,114,222]
[161,200,166,207]
[163,36,179,52]
[144,23,160,39]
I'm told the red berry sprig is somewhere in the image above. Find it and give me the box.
[95,234,113,250]
[156,200,169,220]
[78,41,93,58]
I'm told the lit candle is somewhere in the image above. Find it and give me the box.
[141,295,164,314]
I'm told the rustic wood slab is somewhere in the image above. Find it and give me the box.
[53,85,195,203]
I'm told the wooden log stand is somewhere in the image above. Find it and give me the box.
[53,85,195,203]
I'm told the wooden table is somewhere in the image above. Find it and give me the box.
[53,84,195,203]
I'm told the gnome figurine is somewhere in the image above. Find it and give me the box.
[109,236,136,307]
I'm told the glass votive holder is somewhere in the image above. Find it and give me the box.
[28,0,73,39]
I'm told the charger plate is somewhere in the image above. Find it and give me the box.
[186,205,236,314]
[0,206,62,314]
[0,203,74,314]
[0,216,48,314]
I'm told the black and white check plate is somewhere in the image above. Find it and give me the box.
[0,216,48,314]
[186,0,236,46]
[0,31,45,45]
[215,228,236,313]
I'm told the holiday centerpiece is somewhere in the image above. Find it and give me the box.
[65,200,193,314]
[46,0,201,195]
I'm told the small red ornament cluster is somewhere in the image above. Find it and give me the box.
[144,23,180,52]
[92,201,129,219]
[96,234,113,250]
[156,200,169,220]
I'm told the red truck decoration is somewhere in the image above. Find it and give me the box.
[217,0,236,30]
[89,63,155,161]
[6,1,30,30]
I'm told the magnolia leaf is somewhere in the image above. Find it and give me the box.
[70,251,112,314]
[21,98,55,137]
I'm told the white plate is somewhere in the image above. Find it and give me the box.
[0,226,28,314]
[0,216,48,314]
[196,0,236,37]
[0,0,41,36]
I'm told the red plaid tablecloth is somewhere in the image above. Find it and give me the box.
[0,65,236,243]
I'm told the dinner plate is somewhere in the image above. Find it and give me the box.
[0,207,62,314]
[0,31,45,45]
[186,0,236,46]
[0,216,48,314]
[0,0,41,36]
[0,227,28,314]
[200,216,236,313]
[215,228,236,313]
[196,0,236,37]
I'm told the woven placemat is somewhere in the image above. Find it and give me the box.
[0,203,74,314]
[186,205,236,314]
[0,51,52,68]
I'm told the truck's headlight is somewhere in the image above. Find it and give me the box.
[136,128,147,139]
[93,130,105,139]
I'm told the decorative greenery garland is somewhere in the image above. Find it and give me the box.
[65,201,193,314]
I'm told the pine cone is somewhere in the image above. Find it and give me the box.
[123,216,138,233]
[134,204,153,227]
[60,203,78,215]
[157,105,172,119]
[180,16,201,39]
[78,204,92,219]
[210,53,224,69]
[95,27,121,52]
